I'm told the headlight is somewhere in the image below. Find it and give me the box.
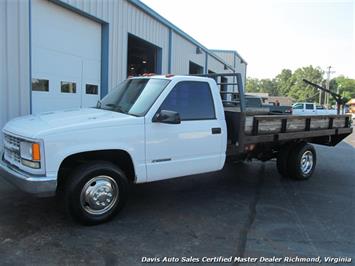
[20,141,41,169]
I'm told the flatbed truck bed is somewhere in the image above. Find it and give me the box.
[197,73,352,161]
[225,111,352,157]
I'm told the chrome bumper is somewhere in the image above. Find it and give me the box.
[0,156,57,197]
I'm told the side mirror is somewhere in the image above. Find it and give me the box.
[152,110,181,124]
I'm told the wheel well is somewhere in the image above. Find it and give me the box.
[57,150,136,190]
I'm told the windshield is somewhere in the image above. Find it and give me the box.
[97,78,170,116]
[292,103,303,109]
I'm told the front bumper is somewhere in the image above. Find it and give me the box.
[0,156,57,197]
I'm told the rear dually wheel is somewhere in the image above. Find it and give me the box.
[288,142,317,180]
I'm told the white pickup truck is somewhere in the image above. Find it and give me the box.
[292,102,337,115]
[0,74,352,225]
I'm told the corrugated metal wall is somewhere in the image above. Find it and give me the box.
[213,50,247,87]
[171,31,206,74]
[59,0,236,84]
[60,0,170,89]
[212,51,234,67]
[0,0,31,142]
[234,58,247,87]
[0,0,244,141]
[208,56,230,74]
[207,56,234,99]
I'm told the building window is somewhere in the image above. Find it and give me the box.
[159,81,215,120]
[61,81,76,93]
[189,61,204,74]
[32,79,49,92]
[86,84,98,95]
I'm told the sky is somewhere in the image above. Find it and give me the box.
[141,0,354,79]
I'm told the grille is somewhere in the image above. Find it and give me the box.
[3,133,21,165]
[4,134,21,149]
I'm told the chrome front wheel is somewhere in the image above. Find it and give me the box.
[80,176,119,215]
[63,162,129,225]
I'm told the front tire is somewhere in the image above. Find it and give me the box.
[63,161,128,225]
[288,142,316,180]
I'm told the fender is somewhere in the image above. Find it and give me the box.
[43,124,146,183]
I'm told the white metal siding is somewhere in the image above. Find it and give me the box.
[60,0,169,90]
[0,0,245,142]
[207,56,234,100]
[212,51,235,67]
[59,0,232,82]
[31,0,102,113]
[235,60,247,87]
[0,0,30,142]
[213,50,247,87]
[208,55,230,74]
[171,31,206,74]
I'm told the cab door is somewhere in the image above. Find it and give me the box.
[145,81,225,182]
[305,103,316,115]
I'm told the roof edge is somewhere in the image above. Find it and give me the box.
[210,49,248,65]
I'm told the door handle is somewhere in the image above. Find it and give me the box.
[211,127,221,134]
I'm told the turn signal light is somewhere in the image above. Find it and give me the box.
[32,143,41,161]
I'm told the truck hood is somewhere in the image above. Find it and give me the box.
[3,108,141,139]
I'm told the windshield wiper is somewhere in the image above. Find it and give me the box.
[103,104,127,113]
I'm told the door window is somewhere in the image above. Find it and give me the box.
[86,84,98,95]
[159,81,215,120]
[32,79,49,92]
[305,104,314,110]
[61,81,76,93]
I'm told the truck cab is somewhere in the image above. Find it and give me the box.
[1,75,227,224]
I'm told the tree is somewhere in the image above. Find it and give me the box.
[328,76,355,105]
[246,66,354,104]
[275,69,293,96]
[246,77,260,93]
[288,66,324,102]
[246,77,278,95]
[259,79,278,96]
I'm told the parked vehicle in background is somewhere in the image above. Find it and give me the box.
[266,102,292,114]
[228,95,291,114]
[224,94,269,114]
[0,73,352,225]
[292,102,337,115]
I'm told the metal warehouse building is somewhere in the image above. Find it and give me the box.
[0,0,247,133]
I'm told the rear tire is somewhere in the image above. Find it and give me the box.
[63,161,128,225]
[276,143,294,177]
[288,142,316,180]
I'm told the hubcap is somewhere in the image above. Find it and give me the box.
[300,150,313,175]
[80,176,119,215]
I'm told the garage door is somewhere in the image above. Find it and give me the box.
[31,0,101,114]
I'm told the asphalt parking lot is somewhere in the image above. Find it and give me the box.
[0,133,354,266]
